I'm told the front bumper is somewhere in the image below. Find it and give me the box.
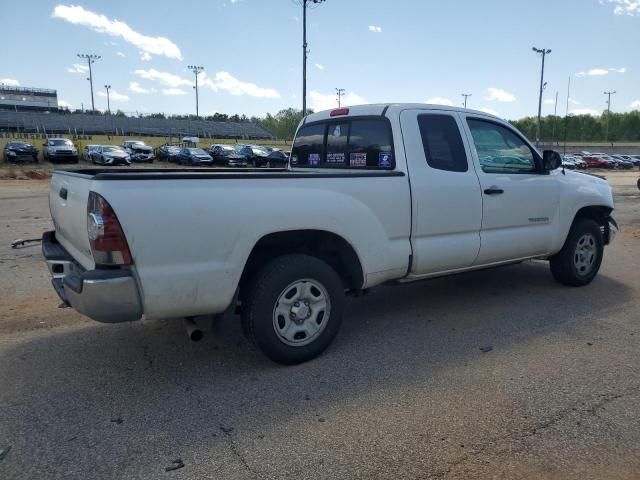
[42,231,142,323]
[605,216,618,245]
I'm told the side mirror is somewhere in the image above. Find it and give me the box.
[543,150,562,171]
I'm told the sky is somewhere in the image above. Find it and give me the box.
[1,0,639,120]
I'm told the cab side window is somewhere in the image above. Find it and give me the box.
[467,119,536,173]
[418,114,468,172]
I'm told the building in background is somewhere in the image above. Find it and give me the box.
[0,86,59,112]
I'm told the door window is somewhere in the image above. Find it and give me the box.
[467,119,536,173]
[418,114,468,172]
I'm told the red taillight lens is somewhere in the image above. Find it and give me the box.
[330,108,349,116]
[87,191,132,265]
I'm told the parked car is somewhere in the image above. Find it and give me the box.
[83,145,100,162]
[3,141,38,163]
[43,104,617,364]
[561,156,577,170]
[157,143,182,162]
[89,145,131,166]
[209,144,249,167]
[122,141,154,163]
[266,150,289,167]
[582,155,615,169]
[236,144,270,167]
[43,138,78,163]
[628,155,640,166]
[610,155,634,169]
[176,148,213,166]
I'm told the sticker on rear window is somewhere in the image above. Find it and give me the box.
[378,152,393,168]
[349,152,367,167]
[308,153,321,166]
[327,152,345,164]
[291,155,298,165]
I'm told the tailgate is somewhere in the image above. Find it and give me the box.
[49,172,95,270]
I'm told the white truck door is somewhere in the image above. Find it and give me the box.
[460,115,562,264]
[400,109,483,275]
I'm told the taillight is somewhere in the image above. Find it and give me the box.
[87,191,132,265]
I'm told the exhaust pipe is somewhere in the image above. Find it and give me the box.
[184,317,204,342]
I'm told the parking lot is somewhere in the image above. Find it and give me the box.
[1,171,639,479]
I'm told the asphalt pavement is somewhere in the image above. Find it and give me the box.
[0,173,639,479]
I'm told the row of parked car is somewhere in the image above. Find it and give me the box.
[562,152,640,170]
[156,143,291,167]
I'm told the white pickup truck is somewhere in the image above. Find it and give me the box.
[43,104,617,364]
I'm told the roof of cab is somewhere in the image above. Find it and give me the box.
[302,103,501,124]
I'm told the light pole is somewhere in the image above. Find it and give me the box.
[336,88,345,107]
[187,65,204,118]
[532,47,551,146]
[297,0,326,115]
[551,90,558,145]
[604,90,616,143]
[77,53,101,113]
[104,85,111,114]
[461,93,472,108]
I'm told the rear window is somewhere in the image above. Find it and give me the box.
[291,118,394,169]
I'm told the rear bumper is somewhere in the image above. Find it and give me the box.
[42,231,142,323]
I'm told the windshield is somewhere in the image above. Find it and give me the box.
[49,139,72,146]
[8,142,29,148]
[189,148,207,155]
[103,146,124,153]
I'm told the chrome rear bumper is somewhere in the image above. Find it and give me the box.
[42,231,142,323]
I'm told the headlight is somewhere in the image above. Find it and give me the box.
[8,151,16,156]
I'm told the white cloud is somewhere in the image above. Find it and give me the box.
[200,71,280,98]
[52,4,183,60]
[368,25,382,33]
[544,99,555,105]
[98,89,129,102]
[67,63,89,74]
[134,69,192,87]
[569,108,601,116]
[140,51,152,61]
[128,81,155,94]
[569,97,580,105]
[0,78,20,86]
[309,90,367,112]
[484,87,516,103]
[58,100,72,108]
[576,67,626,77]
[478,107,500,116]
[314,63,324,71]
[426,97,454,106]
[604,0,640,16]
[116,51,126,58]
[587,68,608,76]
[630,100,640,110]
[162,88,187,96]
[609,67,627,73]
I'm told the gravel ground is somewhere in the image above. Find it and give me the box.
[0,172,639,479]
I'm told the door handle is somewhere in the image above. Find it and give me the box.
[483,187,504,195]
[59,187,68,200]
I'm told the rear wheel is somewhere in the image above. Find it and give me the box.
[241,254,344,364]
[550,218,603,286]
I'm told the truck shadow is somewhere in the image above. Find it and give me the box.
[0,260,633,477]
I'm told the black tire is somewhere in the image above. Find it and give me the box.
[637,177,640,190]
[241,254,344,365]
[550,218,603,286]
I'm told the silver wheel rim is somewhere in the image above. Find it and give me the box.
[272,279,331,347]
[574,233,597,276]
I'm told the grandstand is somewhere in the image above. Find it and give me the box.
[0,111,275,140]
[0,86,58,111]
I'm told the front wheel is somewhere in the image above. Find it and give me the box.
[550,218,603,286]
[241,254,344,364]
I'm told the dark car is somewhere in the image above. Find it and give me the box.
[90,145,131,166]
[157,144,182,162]
[3,141,38,163]
[236,144,270,167]
[176,148,213,166]
[209,144,249,167]
[265,150,289,167]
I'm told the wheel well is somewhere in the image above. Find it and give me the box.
[572,205,613,243]
[240,230,364,294]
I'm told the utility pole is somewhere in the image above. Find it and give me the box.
[604,90,616,143]
[104,85,111,114]
[187,65,204,118]
[532,47,551,146]
[551,90,558,145]
[336,88,345,107]
[461,93,472,109]
[298,0,326,115]
[563,76,571,156]
[77,53,101,113]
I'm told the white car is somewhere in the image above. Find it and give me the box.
[43,104,617,364]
